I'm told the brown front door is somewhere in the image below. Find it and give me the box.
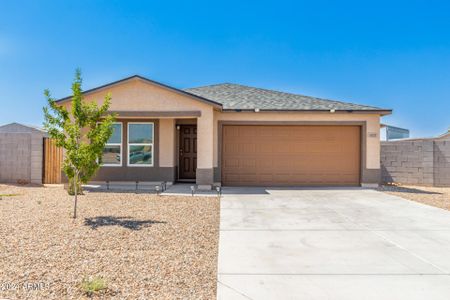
[179,125,197,180]
[222,125,361,186]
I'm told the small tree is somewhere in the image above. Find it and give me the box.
[43,69,116,218]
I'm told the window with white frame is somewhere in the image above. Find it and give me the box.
[128,122,154,166]
[101,123,122,166]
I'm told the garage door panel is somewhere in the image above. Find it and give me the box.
[223,174,240,183]
[275,158,293,169]
[223,158,239,168]
[257,159,274,169]
[241,143,257,154]
[258,144,274,153]
[241,159,257,169]
[223,143,239,155]
[222,125,360,186]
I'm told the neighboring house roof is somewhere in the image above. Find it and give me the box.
[0,122,46,133]
[185,83,391,114]
[437,129,450,140]
[55,75,391,114]
[380,123,409,130]
[55,75,223,108]
[384,129,450,142]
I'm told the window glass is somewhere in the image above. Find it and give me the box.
[102,123,122,166]
[102,145,121,165]
[129,145,152,165]
[128,123,154,166]
[129,124,153,143]
[108,123,122,144]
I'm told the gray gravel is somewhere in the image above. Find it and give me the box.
[0,184,219,299]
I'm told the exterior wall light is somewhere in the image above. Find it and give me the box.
[330,109,336,113]
[254,108,260,112]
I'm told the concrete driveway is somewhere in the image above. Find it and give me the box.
[217,187,450,300]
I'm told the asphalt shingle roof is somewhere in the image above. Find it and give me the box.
[185,83,387,111]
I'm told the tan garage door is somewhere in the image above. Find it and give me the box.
[222,125,361,186]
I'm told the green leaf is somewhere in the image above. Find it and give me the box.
[43,69,116,190]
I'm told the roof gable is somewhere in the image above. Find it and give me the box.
[55,75,222,108]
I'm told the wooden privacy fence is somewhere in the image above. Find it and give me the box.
[43,138,63,184]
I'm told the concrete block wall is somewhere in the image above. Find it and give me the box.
[0,133,32,183]
[0,123,46,184]
[381,135,450,186]
[30,135,44,184]
[434,140,450,186]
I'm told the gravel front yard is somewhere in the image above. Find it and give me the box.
[379,184,450,211]
[0,184,220,299]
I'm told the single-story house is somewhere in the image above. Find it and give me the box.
[56,75,391,189]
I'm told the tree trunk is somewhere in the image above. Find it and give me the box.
[73,174,78,219]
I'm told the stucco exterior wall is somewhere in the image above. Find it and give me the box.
[159,119,175,167]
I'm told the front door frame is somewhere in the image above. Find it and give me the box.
[177,124,197,182]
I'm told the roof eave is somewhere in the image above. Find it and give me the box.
[222,109,393,115]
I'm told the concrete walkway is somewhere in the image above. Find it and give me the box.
[217,187,450,300]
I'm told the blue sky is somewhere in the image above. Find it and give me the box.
[1,0,449,137]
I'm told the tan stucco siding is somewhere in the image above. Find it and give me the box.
[60,78,213,113]
[197,108,214,169]
[213,112,380,170]
[159,119,175,167]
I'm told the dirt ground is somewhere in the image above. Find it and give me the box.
[0,184,220,300]
[378,184,450,211]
